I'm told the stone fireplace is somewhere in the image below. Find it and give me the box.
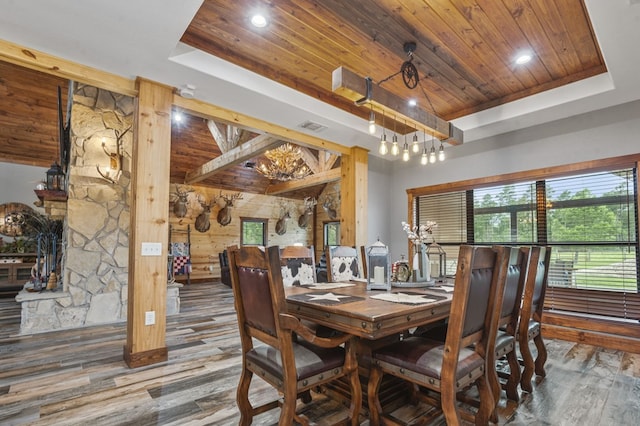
[16,84,180,333]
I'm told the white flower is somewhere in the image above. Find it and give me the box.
[401,221,437,245]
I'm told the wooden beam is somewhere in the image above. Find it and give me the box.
[332,66,463,145]
[320,151,339,171]
[298,147,320,174]
[340,147,368,248]
[184,134,281,184]
[124,78,173,368]
[0,39,137,97]
[173,96,352,155]
[264,168,341,195]
[206,120,227,153]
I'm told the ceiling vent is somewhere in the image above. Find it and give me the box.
[298,120,327,132]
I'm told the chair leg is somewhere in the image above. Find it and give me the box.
[504,349,521,402]
[280,384,298,425]
[440,379,462,426]
[237,368,253,426]
[533,333,548,378]
[474,374,494,426]
[488,360,500,424]
[367,365,384,426]
[519,339,535,393]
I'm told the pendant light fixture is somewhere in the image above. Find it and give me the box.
[429,136,437,164]
[411,132,420,154]
[438,141,445,161]
[378,109,388,155]
[420,131,428,165]
[390,116,399,156]
[368,103,376,134]
[402,122,410,162]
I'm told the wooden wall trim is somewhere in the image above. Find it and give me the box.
[172,96,352,156]
[0,39,137,97]
[407,153,640,197]
[542,311,640,353]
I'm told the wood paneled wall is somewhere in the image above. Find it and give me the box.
[168,184,312,281]
[314,184,341,262]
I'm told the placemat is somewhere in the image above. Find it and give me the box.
[300,282,356,290]
[370,291,446,305]
[288,292,364,306]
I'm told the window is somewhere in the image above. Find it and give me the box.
[413,160,639,320]
[473,181,537,244]
[324,221,340,246]
[241,218,267,246]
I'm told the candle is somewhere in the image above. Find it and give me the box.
[374,266,385,284]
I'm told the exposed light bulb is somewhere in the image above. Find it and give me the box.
[412,133,420,153]
[391,134,399,156]
[421,150,428,165]
[368,110,376,134]
[379,134,388,155]
[402,142,410,162]
[438,143,445,161]
[429,146,436,163]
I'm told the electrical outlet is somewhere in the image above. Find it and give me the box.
[141,242,162,256]
[145,311,155,325]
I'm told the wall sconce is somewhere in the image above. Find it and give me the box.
[96,127,130,184]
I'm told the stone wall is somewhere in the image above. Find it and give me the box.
[17,85,179,334]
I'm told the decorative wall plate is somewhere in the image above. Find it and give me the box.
[0,202,34,237]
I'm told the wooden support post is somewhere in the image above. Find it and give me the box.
[124,78,173,368]
[339,146,368,248]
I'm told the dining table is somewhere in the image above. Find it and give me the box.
[285,280,455,416]
[285,280,453,341]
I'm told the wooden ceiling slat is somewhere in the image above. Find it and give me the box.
[415,0,526,95]
[527,0,584,74]
[448,0,539,88]
[316,0,479,117]
[501,0,569,80]
[554,0,605,70]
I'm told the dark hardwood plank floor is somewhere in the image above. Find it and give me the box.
[0,283,638,425]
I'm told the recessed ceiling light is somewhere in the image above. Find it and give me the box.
[251,14,268,28]
[408,99,417,107]
[515,53,532,65]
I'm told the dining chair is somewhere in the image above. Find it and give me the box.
[489,245,533,405]
[325,245,363,282]
[367,245,510,426]
[280,245,317,286]
[518,245,552,393]
[227,245,362,425]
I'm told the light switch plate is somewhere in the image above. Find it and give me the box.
[141,242,162,256]
[145,311,155,325]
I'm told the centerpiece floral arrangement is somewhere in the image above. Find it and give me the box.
[401,220,437,245]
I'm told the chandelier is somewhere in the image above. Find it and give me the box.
[255,143,311,181]
[332,42,463,165]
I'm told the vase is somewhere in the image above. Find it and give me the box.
[412,243,430,282]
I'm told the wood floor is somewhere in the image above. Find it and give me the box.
[1,282,639,425]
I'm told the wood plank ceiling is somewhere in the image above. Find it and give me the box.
[182,0,605,122]
[0,0,605,198]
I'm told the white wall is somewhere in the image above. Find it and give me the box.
[0,162,47,208]
[382,99,640,260]
[366,155,392,248]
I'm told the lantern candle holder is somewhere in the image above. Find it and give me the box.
[366,239,391,291]
[426,242,447,282]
